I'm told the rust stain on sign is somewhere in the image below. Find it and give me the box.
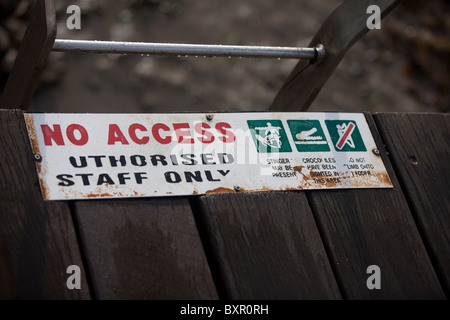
[206,185,301,194]
[61,185,147,200]
[373,171,392,186]
[24,114,40,157]
[293,165,310,178]
[292,165,392,189]
[24,113,51,199]
[40,180,51,200]
[205,187,236,194]
[24,114,42,172]
[85,192,116,198]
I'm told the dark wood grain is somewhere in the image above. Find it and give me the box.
[0,233,15,299]
[73,198,218,300]
[303,114,445,299]
[269,0,399,112]
[0,0,56,110]
[374,112,450,296]
[196,191,342,299]
[0,109,90,299]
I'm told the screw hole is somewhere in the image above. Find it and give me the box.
[409,156,418,165]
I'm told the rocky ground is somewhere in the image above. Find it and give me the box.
[1,0,449,113]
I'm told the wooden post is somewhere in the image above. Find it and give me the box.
[0,0,56,110]
[269,0,400,112]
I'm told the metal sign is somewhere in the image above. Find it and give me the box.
[24,112,393,200]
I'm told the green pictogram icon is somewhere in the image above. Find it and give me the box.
[247,120,292,153]
[287,120,330,152]
[325,120,366,152]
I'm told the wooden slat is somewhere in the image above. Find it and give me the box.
[196,191,342,299]
[73,198,218,299]
[0,0,56,110]
[0,109,90,299]
[304,114,445,299]
[373,112,450,296]
[0,233,15,299]
[269,0,399,112]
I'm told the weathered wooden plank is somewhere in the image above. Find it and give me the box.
[373,112,449,296]
[196,191,342,299]
[270,0,399,112]
[0,233,15,299]
[0,0,56,110]
[0,109,90,299]
[304,114,445,299]
[73,198,218,299]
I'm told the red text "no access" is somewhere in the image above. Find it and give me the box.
[40,122,236,146]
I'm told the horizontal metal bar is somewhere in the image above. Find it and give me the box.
[52,39,322,60]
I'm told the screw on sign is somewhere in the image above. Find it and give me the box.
[34,153,42,162]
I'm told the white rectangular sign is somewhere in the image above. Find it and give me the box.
[24,112,393,200]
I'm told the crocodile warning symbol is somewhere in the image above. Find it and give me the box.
[287,120,330,152]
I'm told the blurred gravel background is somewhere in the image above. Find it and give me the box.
[1,0,449,113]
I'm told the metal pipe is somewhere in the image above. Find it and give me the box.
[52,39,322,60]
